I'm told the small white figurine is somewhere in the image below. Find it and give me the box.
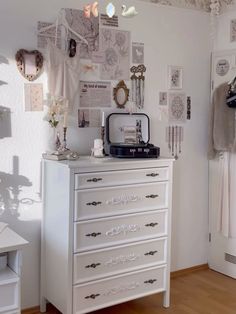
[121,5,138,18]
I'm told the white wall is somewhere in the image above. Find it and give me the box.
[0,0,211,309]
[215,6,236,50]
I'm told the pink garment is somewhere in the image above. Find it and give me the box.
[218,152,236,238]
[46,40,80,109]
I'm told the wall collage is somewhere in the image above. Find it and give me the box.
[6,2,204,159]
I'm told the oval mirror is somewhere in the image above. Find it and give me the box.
[113,80,129,108]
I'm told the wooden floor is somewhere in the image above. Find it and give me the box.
[35,269,236,314]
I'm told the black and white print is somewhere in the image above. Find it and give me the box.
[132,42,144,64]
[168,66,183,90]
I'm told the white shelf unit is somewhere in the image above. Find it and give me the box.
[0,227,28,314]
[41,157,174,314]
[0,266,19,313]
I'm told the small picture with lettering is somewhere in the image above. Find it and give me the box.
[80,81,111,108]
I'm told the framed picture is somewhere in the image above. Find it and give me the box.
[230,19,236,42]
[168,66,183,90]
[159,92,167,106]
[168,92,186,123]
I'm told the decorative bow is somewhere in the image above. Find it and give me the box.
[84,2,99,18]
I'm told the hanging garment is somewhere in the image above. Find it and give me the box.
[208,82,236,159]
[46,40,80,109]
[218,152,236,238]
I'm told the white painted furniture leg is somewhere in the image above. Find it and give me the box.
[40,296,47,313]
[163,290,170,308]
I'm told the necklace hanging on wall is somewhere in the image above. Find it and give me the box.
[166,125,184,160]
[130,64,146,109]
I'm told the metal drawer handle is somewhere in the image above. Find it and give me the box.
[85,263,101,269]
[145,194,159,199]
[86,201,102,206]
[144,279,157,284]
[144,250,158,256]
[87,178,103,183]
[146,173,159,177]
[85,294,100,300]
[145,222,159,228]
[86,232,101,237]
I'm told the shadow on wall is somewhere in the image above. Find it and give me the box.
[0,106,12,138]
[0,155,37,220]
[0,54,9,87]
[0,155,42,307]
[0,56,11,138]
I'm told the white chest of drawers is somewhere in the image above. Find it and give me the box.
[40,157,173,314]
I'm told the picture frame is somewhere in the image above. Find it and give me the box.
[230,19,236,42]
[168,92,186,123]
[168,65,183,90]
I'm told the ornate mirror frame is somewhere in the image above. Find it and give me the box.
[113,80,129,109]
[15,49,44,81]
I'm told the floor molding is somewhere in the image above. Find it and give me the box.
[22,264,209,313]
[170,263,209,279]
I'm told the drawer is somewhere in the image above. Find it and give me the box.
[73,238,167,284]
[74,210,167,252]
[0,270,19,313]
[74,167,169,190]
[73,265,166,314]
[74,182,168,221]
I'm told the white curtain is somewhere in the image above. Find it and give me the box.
[218,152,236,238]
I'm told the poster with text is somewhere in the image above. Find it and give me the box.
[80,81,111,108]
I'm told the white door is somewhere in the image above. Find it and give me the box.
[209,49,236,278]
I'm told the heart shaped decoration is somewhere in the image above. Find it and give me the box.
[15,49,44,81]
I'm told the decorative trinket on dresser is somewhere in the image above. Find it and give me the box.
[91,139,105,158]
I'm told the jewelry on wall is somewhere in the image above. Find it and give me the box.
[15,49,43,81]
[166,126,184,160]
[130,64,146,109]
[187,96,191,120]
